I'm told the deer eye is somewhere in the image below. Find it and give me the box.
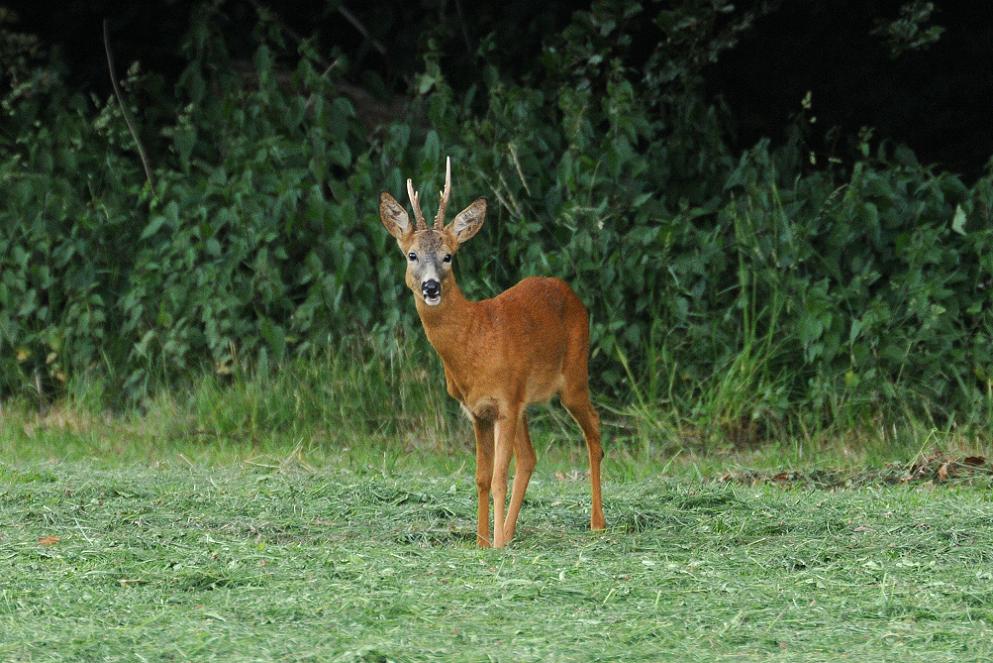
[407,252,417,262]
[443,254,452,263]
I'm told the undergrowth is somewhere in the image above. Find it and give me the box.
[3,335,991,479]
[2,2,993,440]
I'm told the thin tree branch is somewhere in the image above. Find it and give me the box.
[454,0,473,56]
[303,57,344,112]
[337,5,387,56]
[103,18,154,188]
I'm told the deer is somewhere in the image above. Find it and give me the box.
[377,156,605,548]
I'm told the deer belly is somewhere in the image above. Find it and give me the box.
[525,370,565,404]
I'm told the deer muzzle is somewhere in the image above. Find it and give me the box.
[421,279,441,306]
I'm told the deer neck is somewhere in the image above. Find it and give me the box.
[414,276,476,364]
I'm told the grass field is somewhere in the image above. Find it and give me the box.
[3,415,993,662]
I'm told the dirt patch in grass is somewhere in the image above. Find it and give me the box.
[717,451,992,488]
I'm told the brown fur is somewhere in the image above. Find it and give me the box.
[379,181,605,548]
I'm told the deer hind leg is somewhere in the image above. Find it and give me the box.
[562,388,606,531]
[503,412,536,543]
[490,407,520,548]
[472,419,495,548]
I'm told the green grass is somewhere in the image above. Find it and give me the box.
[3,421,993,661]
[3,345,992,661]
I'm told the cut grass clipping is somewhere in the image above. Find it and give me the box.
[2,444,993,661]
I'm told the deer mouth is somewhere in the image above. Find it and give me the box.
[423,293,441,306]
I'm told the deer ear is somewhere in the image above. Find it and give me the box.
[449,198,486,244]
[379,192,411,242]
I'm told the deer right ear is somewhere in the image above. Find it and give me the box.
[450,198,487,245]
[379,192,411,242]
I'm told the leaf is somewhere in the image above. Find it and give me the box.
[141,216,168,240]
[141,202,179,240]
[175,127,196,167]
[951,205,967,235]
[963,456,986,466]
[328,141,351,168]
[259,319,286,360]
[632,192,653,208]
[798,314,824,346]
[849,318,863,344]
[422,130,441,165]
[936,462,950,481]
[417,73,437,95]
[38,535,61,546]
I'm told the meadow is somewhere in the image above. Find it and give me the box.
[3,375,992,661]
[5,3,993,660]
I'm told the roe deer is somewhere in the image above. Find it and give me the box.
[378,157,605,548]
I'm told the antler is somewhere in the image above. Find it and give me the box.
[405,156,451,231]
[434,156,452,229]
[406,178,427,230]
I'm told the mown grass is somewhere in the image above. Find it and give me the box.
[3,345,993,661]
[3,421,993,661]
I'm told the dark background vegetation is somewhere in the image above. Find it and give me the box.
[2,0,992,442]
[9,1,993,177]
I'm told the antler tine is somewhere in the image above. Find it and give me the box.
[406,178,427,230]
[434,156,452,228]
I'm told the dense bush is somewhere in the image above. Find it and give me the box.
[1,1,992,436]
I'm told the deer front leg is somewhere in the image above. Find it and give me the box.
[472,419,494,547]
[491,409,519,548]
[504,412,536,542]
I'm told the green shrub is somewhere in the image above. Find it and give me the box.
[1,1,992,439]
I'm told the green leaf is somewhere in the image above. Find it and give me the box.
[259,319,286,360]
[951,205,967,235]
[175,127,196,168]
[328,142,351,168]
[799,314,824,346]
[141,203,178,240]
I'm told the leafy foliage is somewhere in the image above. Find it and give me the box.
[1,1,992,437]
[871,0,946,58]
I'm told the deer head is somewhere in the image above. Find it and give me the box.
[379,157,487,306]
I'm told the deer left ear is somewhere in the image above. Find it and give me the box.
[449,198,486,245]
[379,192,412,243]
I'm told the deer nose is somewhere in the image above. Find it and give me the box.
[422,280,441,298]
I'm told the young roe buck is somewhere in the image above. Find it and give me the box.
[378,157,605,548]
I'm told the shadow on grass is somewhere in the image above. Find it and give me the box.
[394,527,477,546]
[173,570,258,592]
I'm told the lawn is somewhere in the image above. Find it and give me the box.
[2,430,993,662]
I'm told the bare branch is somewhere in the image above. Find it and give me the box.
[454,0,473,56]
[103,18,154,189]
[303,56,344,112]
[337,5,387,56]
